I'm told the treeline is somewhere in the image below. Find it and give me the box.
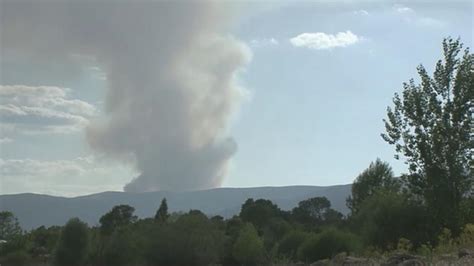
[0,180,473,266]
[0,38,472,265]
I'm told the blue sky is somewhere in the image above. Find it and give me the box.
[1,1,472,196]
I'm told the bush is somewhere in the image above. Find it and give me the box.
[0,235,28,257]
[232,223,265,266]
[240,199,283,230]
[396,238,413,253]
[457,223,474,248]
[351,191,431,249]
[0,250,31,266]
[146,211,226,266]
[262,217,291,249]
[297,228,361,263]
[102,228,141,266]
[434,228,455,254]
[416,243,433,258]
[277,230,309,260]
[54,218,89,266]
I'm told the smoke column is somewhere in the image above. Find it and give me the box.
[1,0,251,191]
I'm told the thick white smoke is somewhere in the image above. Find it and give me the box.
[1,0,251,191]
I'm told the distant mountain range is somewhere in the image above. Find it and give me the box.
[0,185,352,230]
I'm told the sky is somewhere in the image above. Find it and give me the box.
[0,0,472,196]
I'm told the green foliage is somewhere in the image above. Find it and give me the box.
[460,197,474,224]
[226,216,244,242]
[351,191,431,249]
[434,228,455,254]
[262,217,292,249]
[382,38,473,234]
[294,197,330,221]
[232,223,265,266]
[29,225,61,258]
[457,223,474,248]
[210,215,226,230]
[0,234,30,266]
[323,208,344,225]
[54,218,89,266]
[277,230,310,260]
[146,210,227,266]
[416,243,433,258]
[396,238,413,253]
[240,198,283,229]
[292,197,335,226]
[102,227,141,266]
[346,159,400,214]
[0,211,22,241]
[99,205,137,235]
[297,228,361,263]
[154,198,169,223]
[0,250,31,266]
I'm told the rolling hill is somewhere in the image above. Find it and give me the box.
[0,185,351,230]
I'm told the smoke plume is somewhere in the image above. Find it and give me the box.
[1,0,251,192]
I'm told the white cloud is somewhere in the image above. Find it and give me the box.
[0,156,136,196]
[290,31,362,50]
[0,85,97,135]
[394,6,415,14]
[249,38,279,48]
[392,5,445,28]
[353,10,369,16]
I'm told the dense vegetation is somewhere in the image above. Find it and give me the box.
[0,38,472,266]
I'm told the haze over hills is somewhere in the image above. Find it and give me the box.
[0,185,351,230]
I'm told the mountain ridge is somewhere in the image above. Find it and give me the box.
[0,185,352,230]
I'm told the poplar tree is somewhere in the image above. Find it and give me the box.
[382,38,473,233]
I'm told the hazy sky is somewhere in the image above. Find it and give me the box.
[1,0,472,196]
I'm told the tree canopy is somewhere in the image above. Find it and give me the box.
[0,211,22,241]
[382,38,473,233]
[155,198,169,223]
[99,205,137,235]
[292,197,342,225]
[346,159,400,214]
[54,218,89,266]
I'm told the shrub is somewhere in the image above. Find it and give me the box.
[396,238,413,253]
[351,191,431,249]
[277,230,309,260]
[434,228,455,254]
[146,211,226,266]
[297,228,361,262]
[54,218,89,266]
[457,223,474,248]
[416,243,433,259]
[0,250,31,266]
[232,223,265,266]
[102,228,140,266]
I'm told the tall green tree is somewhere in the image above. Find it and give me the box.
[381,38,473,233]
[346,159,400,214]
[240,198,283,229]
[102,228,140,266]
[99,205,137,235]
[351,191,430,249]
[146,210,226,266]
[30,226,61,257]
[0,211,22,241]
[232,223,265,266]
[155,198,169,223]
[292,197,342,225]
[54,218,89,266]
